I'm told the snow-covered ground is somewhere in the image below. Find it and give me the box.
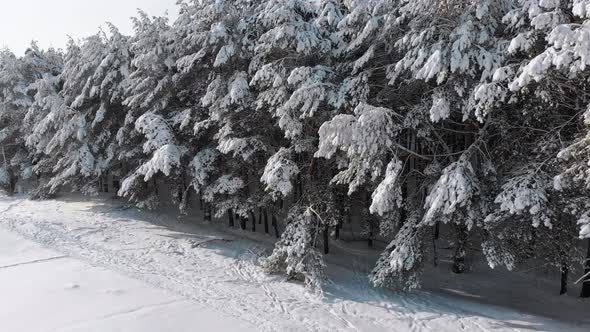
[0,193,588,331]
[0,226,254,332]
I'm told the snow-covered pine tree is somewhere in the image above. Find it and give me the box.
[378,0,512,282]
[37,34,109,195]
[19,43,65,198]
[76,25,131,194]
[0,49,34,194]
[254,0,347,290]
[3,0,590,298]
[24,28,131,197]
[117,11,183,209]
[182,0,273,224]
[478,0,590,295]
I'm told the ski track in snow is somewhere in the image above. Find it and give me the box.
[0,255,68,269]
[0,195,585,332]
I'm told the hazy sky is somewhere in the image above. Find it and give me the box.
[0,0,179,55]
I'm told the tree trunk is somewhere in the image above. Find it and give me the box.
[113,179,121,192]
[581,239,590,298]
[335,196,344,240]
[179,186,191,215]
[0,147,17,196]
[250,210,256,232]
[365,191,375,248]
[433,225,438,268]
[240,215,247,230]
[526,228,537,259]
[258,207,262,224]
[334,218,341,240]
[228,209,235,227]
[323,224,329,254]
[152,178,158,196]
[263,209,269,234]
[560,260,569,295]
[272,215,280,238]
[8,175,17,196]
[204,203,212,221]
[452,224,469,274]
[177,187,183,203]
[434,221,440,240]
[367,211,375,248]
[346,205,353,239]
[103,171,109,193]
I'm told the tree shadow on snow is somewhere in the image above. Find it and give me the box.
[17,193,590,331]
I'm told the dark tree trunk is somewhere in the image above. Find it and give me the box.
[250,210,256,232]
[367,215,375,248]
[113,179,120,192]
[8,175,17,196]
[178,187,183,203]
[228,209,235,227]
[258,207,262,224]
[152,178,158,196]
[272,215,280,238]
[560,260,569,295]
[263,209,269,234]
[433,225,438,268]
[179,186,191,215]
[103,171,109,193]
[364,191,375,248]
[323,224,329,254]
[526,228,537,259]
[240,215,247,230]
[204,203,212,221]
[452,224,469,274]
[346,205,353,239]
[581,239,590,298]
[433,221,440,267]
[335,196,344,240]
[434,221,440,240]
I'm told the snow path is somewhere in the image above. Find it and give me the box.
[0,226,255,332]
[0,195,587,331]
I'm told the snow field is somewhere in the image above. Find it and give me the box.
[1,194,588,331]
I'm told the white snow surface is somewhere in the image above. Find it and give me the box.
[0,222,254,332]
[0,193,588,332]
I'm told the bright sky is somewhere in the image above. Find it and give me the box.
[0,0,179,55]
